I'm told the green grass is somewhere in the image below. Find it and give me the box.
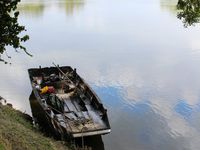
[0,143,5,150]
[0,104,70,150]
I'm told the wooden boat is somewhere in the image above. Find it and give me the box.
[28,65,111,138]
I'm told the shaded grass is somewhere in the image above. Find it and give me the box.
[0,143,5,150]
[0,104,69,150]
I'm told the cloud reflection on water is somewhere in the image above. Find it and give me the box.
[2,43,200,149]
[85,53,200,149]
[1,0,200,149]
[96,85,200,150]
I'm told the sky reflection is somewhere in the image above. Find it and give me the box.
[1,0,200,149]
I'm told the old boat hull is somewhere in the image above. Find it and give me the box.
[28,66,111,138]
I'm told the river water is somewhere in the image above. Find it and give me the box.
[1,0,200,149]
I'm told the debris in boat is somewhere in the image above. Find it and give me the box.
[40,86,55,94]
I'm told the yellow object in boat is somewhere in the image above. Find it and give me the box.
[40,86,48,94]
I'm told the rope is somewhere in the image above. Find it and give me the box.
[52,62,74,85]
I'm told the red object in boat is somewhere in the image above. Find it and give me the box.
[47,86,55,93]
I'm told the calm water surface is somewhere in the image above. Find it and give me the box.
[1,0,200,149]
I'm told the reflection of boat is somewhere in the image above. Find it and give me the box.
[75,135,105,150]
[28,65,111,138]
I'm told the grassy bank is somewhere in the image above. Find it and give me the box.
[0,103,70,150]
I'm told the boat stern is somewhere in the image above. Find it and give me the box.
[72,129,111,138]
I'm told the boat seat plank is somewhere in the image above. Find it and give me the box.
[64,100,77,112]
[87,111,106,128]
[79,94,91,105]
